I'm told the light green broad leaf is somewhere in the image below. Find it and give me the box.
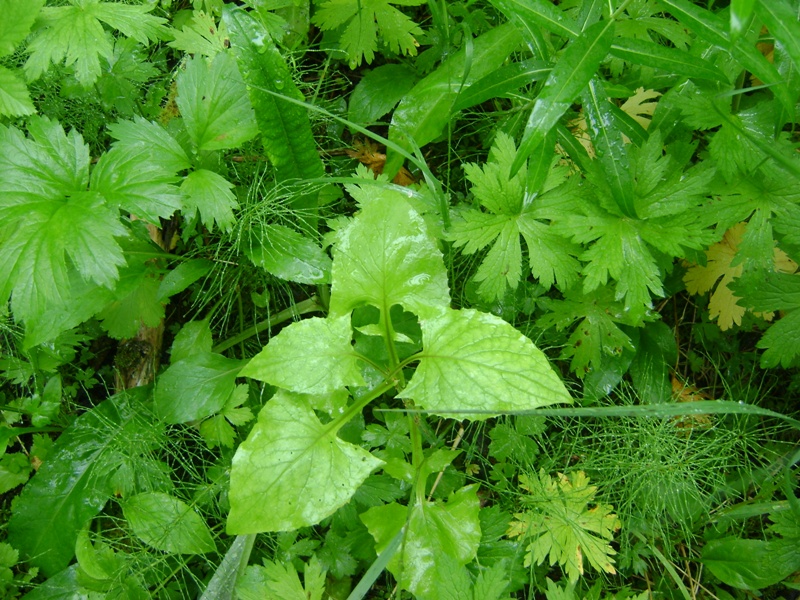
[181,169,238,233]
[361,485,482,600]
[123,492,215,555]
[245,223,332,285]
[107,116,191,174]
[91,144,183,223]
[329,187,450,319]
[0,66,35,117]
[155,352,246,424]
[227,390,384,533]
[399,308,572,419]
[241,316,364,395]
[176,52,259,152]
[0,0,45,57]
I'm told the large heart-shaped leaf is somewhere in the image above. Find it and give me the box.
[329,187,450,320]
[227,391,383,533]
[240,315,364,395]
[399,308,571,419]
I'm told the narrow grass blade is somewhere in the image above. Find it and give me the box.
[582,77,636,217]
[347,528,404,600]
[512,19,615,176]
[611,37,728,82]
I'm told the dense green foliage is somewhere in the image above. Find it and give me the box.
[1,0,800,598]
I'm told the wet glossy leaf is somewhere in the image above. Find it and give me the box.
[176,52,258,152]
[227,390,383,533]
[244,223,331,285]
[384,24,522,177]
[512,20,615,175]
[7,388,157,577]
[224,7,323,197]
[399,308,572,419]
[361,485,482,599]
[155,353,246,424]
[123,492,215,554]
[329,186,449,319]
[240,315,364,395]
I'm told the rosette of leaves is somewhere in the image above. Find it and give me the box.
[225,175,572,597]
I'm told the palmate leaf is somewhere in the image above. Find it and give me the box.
[24,0,168,86]
[91,143,183,223]
[227,390,383,533]
[507,470,620,583]
[240,315,365,395]
[0,119,127,327]
[312,0,426,68]
[449,133,581,301]
[398,309,571,420]
[537,288,636,376]
[329,184,450,320]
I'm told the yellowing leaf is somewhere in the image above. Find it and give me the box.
[507,470,620,582]
[620,87,661,130]
[684,223,798,330]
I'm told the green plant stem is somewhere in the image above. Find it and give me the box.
[212,296,322,354]
[331,380,396,435]
[409,414,426,505]
[380,303,405,388]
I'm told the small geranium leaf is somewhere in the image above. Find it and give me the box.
[399,308,571,419]
[227,390,383,533]
[241,315,365,395]
[329,186,450,319]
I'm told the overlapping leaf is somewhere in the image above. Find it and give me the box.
[361,485,482,599]
[399,309,571,419]
[329,186,449,319]
[7,389,158,577]
[449,133,581,300]
[240,316,364,395]
[0,119,127,329]
[24,0,168,86]
[176,52,259,152]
